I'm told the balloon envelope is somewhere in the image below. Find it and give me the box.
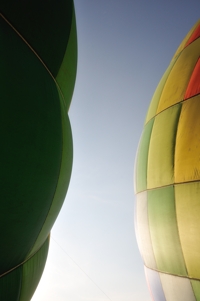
[0,1,77,300]
[134,20,200,301]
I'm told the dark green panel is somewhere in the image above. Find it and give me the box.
[56,9,77,111]
[28,93,73,257]
[148,186,187,276]
[1,0,74,76]
[191,280,200,301]
[135,118,154,193]
[19,236,49,301]
[0,267,22,301]
[0,17,62,273]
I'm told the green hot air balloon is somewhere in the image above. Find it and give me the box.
[135,20,200,301]
[0,1,77,300]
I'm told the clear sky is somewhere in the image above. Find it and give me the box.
[32,1,200,300]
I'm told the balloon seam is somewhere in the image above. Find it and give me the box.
[0,235,50,278]
[0,13,65,102]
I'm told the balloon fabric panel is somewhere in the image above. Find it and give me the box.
[148,186,187,276]
[184,58,200,99]
[144,267,166,301]
[160,272,196,301]
[135,192,157,269]
[0,17,62,275]
[0,0,77,299]
[0,268,22,301]
[0,0,73,77]
[28,94,73,258]
[191,280,200,301]
[175,95,200,182]
[56,10,77,111]
[147,105,181,189]
[175,182,200,279]
[157,38,200,114]
[134,19,200,301]
[135,119,154,192]
[145,56,179,124]
[185,24,200,47]
[19,237,49,301]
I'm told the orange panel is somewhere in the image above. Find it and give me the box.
[185,24,200,47]
[184,58,200,99]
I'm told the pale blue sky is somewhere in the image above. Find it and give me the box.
[32,1,200,300]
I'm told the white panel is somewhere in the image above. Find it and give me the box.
[136,191,157,269]
[160,272,196,301]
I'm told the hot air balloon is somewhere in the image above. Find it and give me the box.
[134,20,200,301]
[0,1,77,300]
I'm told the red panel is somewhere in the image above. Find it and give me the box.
[185,24,200,47]
[184,58,200,99]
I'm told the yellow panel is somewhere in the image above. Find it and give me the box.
[157,38,200,114]
[173,20,200,59]
[175,95,200,183]
[135,191,157,269]
[175,182,200,279]
[145,56,178,124]
[147,104,181,189]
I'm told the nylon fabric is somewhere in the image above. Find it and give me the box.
[28,92,73,258]
[135,119,154,192]
[0,16,62,274]
[157,38,200,113]
[175,182,200,279]
[160,273,196,301]
[19,237,49,301]
[0,0,77,299]
[147,104,181,189]
[0,0,73,76]
[0,267,22,301]
[145,56,178,124]
[136,192,157,269]
[185,23,200,47]
[56,9,77,111]
[173,21,200,58]
[144,267,166,301]
[184,58,200,99]
[148,186,187,275]
[134,20,200,301]
[175,95,200,182]
[191,280,200,301]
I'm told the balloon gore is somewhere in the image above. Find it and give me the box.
[134,20,200,301]
[0,1,77,300]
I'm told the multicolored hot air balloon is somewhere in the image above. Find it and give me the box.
[134,20,200,301]
[0,1,77,300]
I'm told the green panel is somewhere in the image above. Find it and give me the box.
[145,55,179,123]
[175,182,200,279]
[191,280,200,301]
[148,186,187,276]
[56,9,77,111]
[0,267,22,301]
[135,118,154,193]
[147,104,182,189]
[28,92,73,258]
[0,17,62,273]
[19,236,49,301]
[1,0,74,76]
